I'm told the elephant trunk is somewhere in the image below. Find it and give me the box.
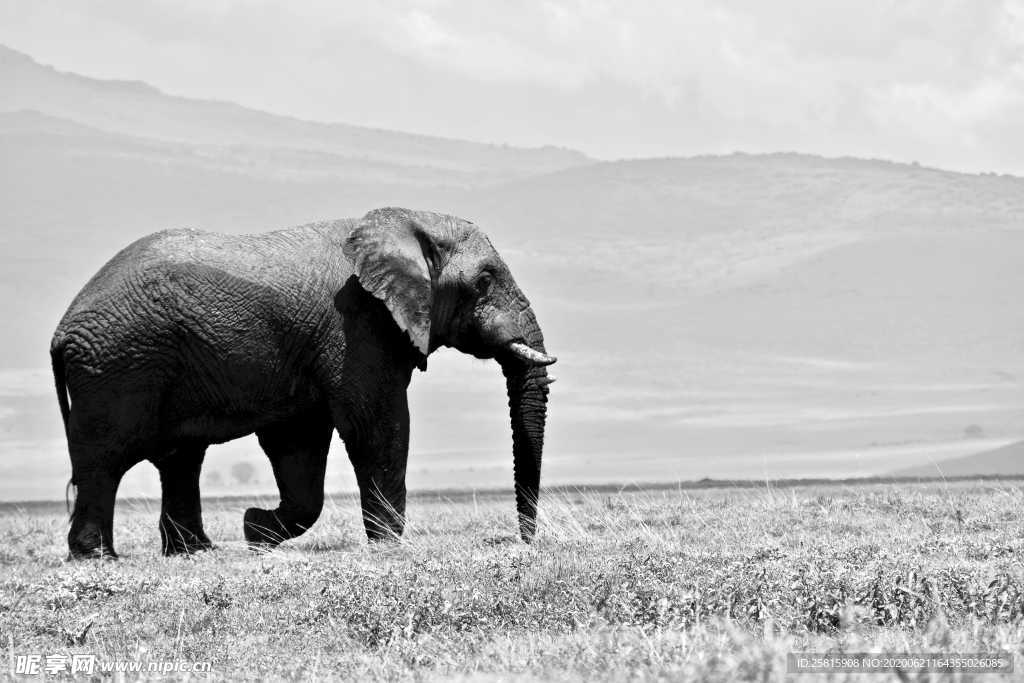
[499,308,553,542]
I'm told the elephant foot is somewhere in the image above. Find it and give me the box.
[160,516,214,556]
[161,529,215,556]
[66,547,118,562]
[67,523,118,561]
[365,528,403,544]
[362,509,405,543]
[162,539,215,556]
[243,507,287,549]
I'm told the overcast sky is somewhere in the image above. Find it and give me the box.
[2,0,1023,172]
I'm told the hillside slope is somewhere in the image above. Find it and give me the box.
[0,44,588,178]
[891,440,1024,478]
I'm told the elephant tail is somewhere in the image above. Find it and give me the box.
[51,341,77,519]
[50,341,71,440]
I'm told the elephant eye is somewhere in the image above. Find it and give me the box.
[475,272,493,295]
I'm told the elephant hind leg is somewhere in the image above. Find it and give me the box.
[244,410,332,548]
[65,388,158,560]
[157,442,214,556]
[66,433,144,559]
[68,460,126,560]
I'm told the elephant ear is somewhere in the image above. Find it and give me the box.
[343,208,443,355]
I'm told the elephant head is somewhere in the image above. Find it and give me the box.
[343,207,555,541]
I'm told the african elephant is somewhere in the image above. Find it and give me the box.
[50,207,555,559]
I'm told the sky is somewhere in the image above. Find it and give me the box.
[2,0,1024,169]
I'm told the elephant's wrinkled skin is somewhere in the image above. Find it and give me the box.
[51,208,554,559]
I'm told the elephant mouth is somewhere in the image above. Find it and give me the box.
[503,340,557,367]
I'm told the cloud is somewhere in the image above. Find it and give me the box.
[363,0,1024,167]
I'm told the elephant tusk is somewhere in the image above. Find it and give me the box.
[537,376,556,386]
[507,342,557,367]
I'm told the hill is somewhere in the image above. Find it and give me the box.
[1,47,1022,499]
[891,440,1024,478]
[0,44,588,179]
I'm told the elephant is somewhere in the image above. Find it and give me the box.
[50,207,555,559]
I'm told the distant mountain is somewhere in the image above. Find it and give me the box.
[0,44,588,179]
[891,441,1024,478]
[445,153,1024,366]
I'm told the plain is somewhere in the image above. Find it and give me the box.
[2,479,1023,681]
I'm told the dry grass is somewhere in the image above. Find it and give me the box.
[2,480,1024,680]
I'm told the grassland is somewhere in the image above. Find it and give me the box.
[2,480,1024,680]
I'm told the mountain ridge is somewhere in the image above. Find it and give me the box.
[0,43,589,176]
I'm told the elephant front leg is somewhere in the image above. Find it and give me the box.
[244,411,333,549]
[343,392,410,542]
[157,443,214,556]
